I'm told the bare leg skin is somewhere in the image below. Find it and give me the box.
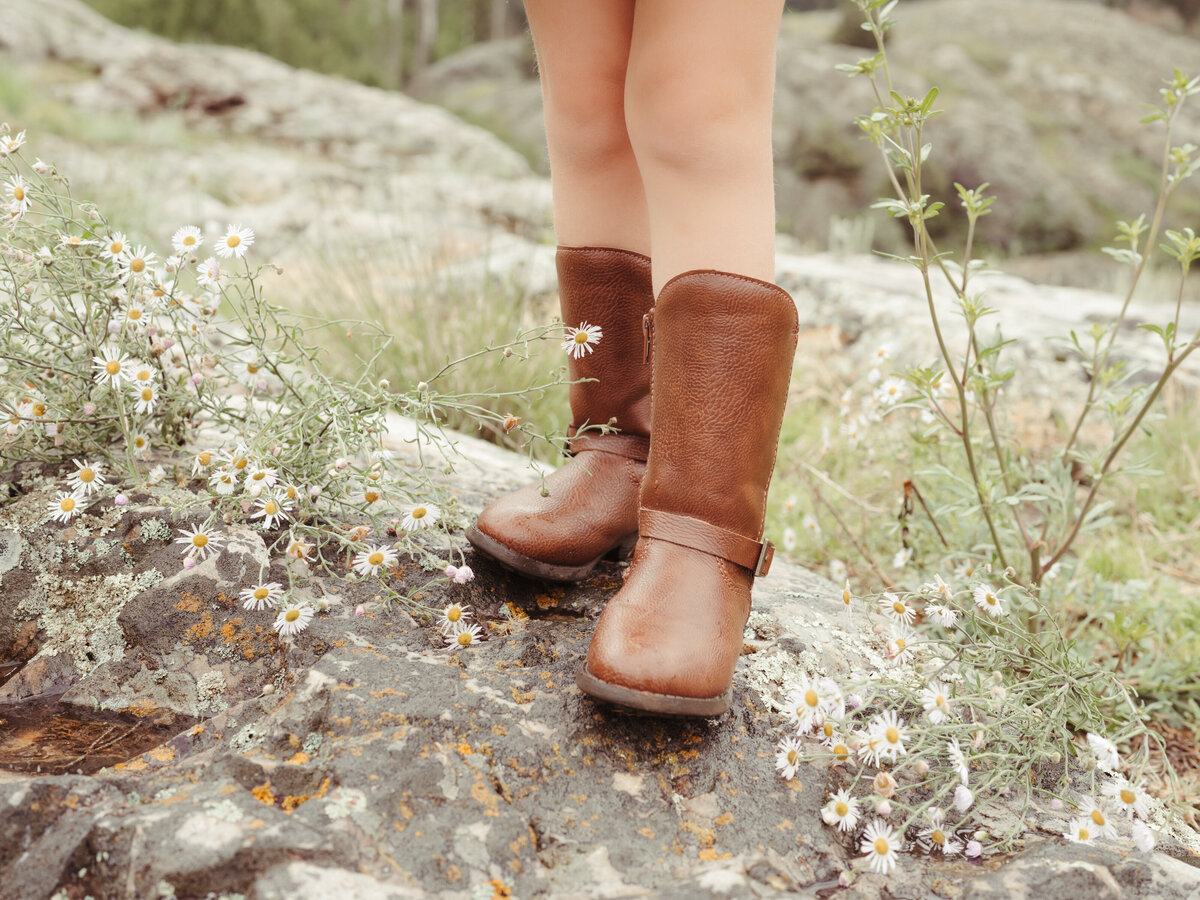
[624,0,785,296]
[523,0,650,256]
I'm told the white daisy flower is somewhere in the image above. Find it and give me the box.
[439,602,473,632]
[175,524,224,561]
[208,466,238,495]
[124,301,149,326]
[57,233,98,250]
[891,546,913,568]
[784,674,838,732]
[0,130,26,156]
[921,811,962,856]
[132,383,158,415]
[775,735,804,780]
[1131,819,1155,853]
[239,581,285,611]
[119,245,157,282]
[1063,817,1095,844]
[860,818,902,875]
[196,257,223,289]
[953,784,974,813]
[46,490,86,523]
[947,738,969,785]
[101,232,129,261]
[875,376,906,407]
[1101,780,1148,819]
[781,526,797,552]
[6,175,31,213]
[172,225,204,255]
[801,514,821,538]
[191,450,215,476]
[1077,797,1118,839]
[879,592,917,626]
[823,733,853,763]
[401,503,439,531]
[125,360,154,386]
[856,729,886,767]
[130,432,151,459]
[829,559,848,584]
[272,602,315,637]
[562,321,603,359]
[250,492,291,529]
[216,224,254,259]
[924,573,953,602]
[445,621,483,650]
[220,443,254,475]
[841,578,853,611]
[68,458,106,496]
[352,543,398,577]
[925,604,958,628]
[244,465,279,490]
[887,625,915,665]
[921,681,954,724]
[972,583,1005,618]
[1087,733,1121,772]
[821,789,860,832]
[870,709,909,763]
[92,346,134,388]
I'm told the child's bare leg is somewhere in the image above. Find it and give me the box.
[523,0,650,255]
[624,0,785,296]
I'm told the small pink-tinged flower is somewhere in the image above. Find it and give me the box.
[876,800,892,816]
[183,557,196,569]
[114,494,128,506]
[965,840,982,858]
[355,604,366,618]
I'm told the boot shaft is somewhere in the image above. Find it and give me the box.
[639,269,798,541]
[556,246,654,439]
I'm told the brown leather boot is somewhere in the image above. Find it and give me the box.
[466,245,654,582]
[576,269,798,715]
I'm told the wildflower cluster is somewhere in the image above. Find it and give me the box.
[776,570,1163,878]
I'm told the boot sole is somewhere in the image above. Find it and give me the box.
[465,523,636,584]
[575,664,731,717]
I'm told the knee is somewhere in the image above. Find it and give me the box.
[624,62,773,176]
[542,71,635,172]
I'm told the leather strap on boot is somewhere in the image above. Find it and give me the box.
[567,432,651,462]
[638,507,774,577]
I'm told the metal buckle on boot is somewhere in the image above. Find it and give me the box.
[754,540,774,578]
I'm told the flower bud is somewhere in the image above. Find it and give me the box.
[876,800,892,816]
[965,840,982,858]
[872,772,896,798]
[355,604,366,617]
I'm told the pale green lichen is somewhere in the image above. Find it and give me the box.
[19,567,164,676]
[139,517,173,544]
[196,670,228,710]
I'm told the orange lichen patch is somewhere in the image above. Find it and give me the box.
[62,795,79,810]
[471,775,501,818]
[776,819,793,831]
[369,688,406,699]
[287,733,301,748]
[220,622,236,640]
[184,611,215,643]
[457,742,473,756]
[156,792,190,806]
[786,779,803,793]
[174,592,203,613]
[508,858,522,874]
[148,745,175,763]
[113,757,148,772]
[248,819,266,829]
[510,686,535,704]
[489,879,512,899]
[570,793,587,806]
[251,781,276,806]
[331,681,358,692]
[220,783,238,795]
[681,820,716,848]
[679,749,700,760]
[286,752,310,765]
[638,828,656,839]
[123,699,159,718]
[698,848,732,862]
[491,724,508,736]
[279,777,331,813]
[534,593,558,610]
[191,724,205,736]
[714,812,734,826]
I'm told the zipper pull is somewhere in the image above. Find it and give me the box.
[642,310,654,364]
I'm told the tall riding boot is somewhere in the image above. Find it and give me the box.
[576,269,798,715]
[466,245,655,582]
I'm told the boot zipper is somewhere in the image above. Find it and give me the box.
[643,310,654,364]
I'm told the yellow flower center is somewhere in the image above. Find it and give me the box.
[874,837,890,855]
[252,471,265,481]
[110,242,123,254]
[192,534,208,547]
[106,360,121,375]
[842,589,850,605]
[246,364,259,374]
[80,469,94,482]
[60,497,75,511]
[136,370,150,381]
[931,828,945,845]
[447,607,462,623]
[804,689,819,708]
[832,743,849,760]
[198,452,211,465]
[365,491,380,503]
[1120,789,1135,805]
[895,638,906,650]
[1090,809,1106,827]
[885,727,900,744]
[411,507,426,519]
[254,588,269,600]
[233,456,248,470]
[893,601,907,615]
[135,437,146,448]
[183,235,196,246]
[786,749,799,765]
[129,308,142,319]
[264,501,278,514]
[141,388,153,401]
[457,632,473,646]
[130,258,145,273]
[285,609,299,622]
[226,234,240,248]
[1078,827,1091,841]
[286,485,297,499]
[13,187,24,201]
[32,403,45,416]
[574,331,588,345]
[986,593,996,605]
[834,801,848,817]
[936,695,945,707]
[368,552,384,566]
[822,722,834,738]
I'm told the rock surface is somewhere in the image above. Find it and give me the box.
[2,424,1199,899]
